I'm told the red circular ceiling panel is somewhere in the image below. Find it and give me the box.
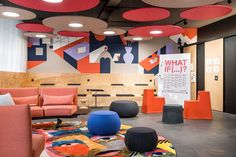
[123,8,170,22]
[16,23,53,32]
[8,0,100,12]
[58,31,90,37]
[180,5,232,20]
[128,25,184,37]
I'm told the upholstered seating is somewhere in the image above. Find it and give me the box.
[110,100,139,118]
[125,127,158,153]
[87,110,121,136]
[162,104,184,124]
[142,89,165,113]
[0,105,45,157]
[184,91,213,120]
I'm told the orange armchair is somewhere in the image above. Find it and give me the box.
[184,91,213,120]
[142,89,165,113]
[0,105,45,157]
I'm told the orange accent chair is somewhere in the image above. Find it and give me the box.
[184,91,213,120]
[0,105,45,157]
[142,89,165,113]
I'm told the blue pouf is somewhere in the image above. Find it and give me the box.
[87,110,121,136]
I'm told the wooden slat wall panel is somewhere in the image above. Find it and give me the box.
[0,71,155,106]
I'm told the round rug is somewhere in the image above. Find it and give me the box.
[32,121,176,157]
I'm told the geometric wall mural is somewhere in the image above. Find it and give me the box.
[27,32,180,75]
[170,28,197,46]
[27,38,47,69]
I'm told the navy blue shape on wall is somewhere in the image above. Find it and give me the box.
[89,33,138,64]
[64,52,77,69]
[28,39,47,61]
[100,58,111,73]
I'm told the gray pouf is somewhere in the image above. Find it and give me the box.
[162,104,183,124]
[110,100,139,118]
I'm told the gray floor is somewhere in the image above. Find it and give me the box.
[34,110,236,157]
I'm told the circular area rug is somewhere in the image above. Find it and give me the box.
[32,121,176,157]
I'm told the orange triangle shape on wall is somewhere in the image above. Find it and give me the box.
[27,61,45,69]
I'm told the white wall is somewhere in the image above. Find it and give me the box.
[0,18,27,72]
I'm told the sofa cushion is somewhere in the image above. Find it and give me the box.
[30,106,44,118]
[32,134,45,157]
[13,95,38,106]
[43,94,74,106]
[0,93,15,106]
[42,105,77,116]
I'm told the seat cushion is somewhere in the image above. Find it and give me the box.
[42,105,77,116]
[32,134,45,157]
[30,106,44,118]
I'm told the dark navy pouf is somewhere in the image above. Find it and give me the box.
[110,100,139,118]
[125,127,158,153]
[87,110,121,136]
[162,104,184,124]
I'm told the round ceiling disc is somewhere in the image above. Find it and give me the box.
[142,0,223,8]
[57,30,90,37]
[128,25,184,37]
[0,6,36,20]
[123,36,153,41]
[8,0,100,12]
[24,32,56,38]
[92,28,127,36]
[123,7,170,22]
[43,16,108,32]
[180,5,232,20]
[16,23,54,32]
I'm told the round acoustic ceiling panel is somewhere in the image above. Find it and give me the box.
[123,7,170,22]
[16,23,54,32]
[0,6,36,20]
[57,30,90,37]
[123,36,153,41]
[43,16,108,32]
[24,32,56,38]
[8,0,100,12]
[180,5,232,20]
[142,0,223,8]
[128,25,184,37]
[92,28,126,36]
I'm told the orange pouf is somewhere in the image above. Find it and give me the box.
[184,91,213,120]
[142,89,165,113]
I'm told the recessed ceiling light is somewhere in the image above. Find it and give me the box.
[35,34,46,38]
[150,30,163,35]
[133,37,143,41]
[43,0,63,3]
[2,11,20,17]
[104,31,115,35]
[68,23,83,28]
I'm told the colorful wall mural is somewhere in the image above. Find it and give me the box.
[27,29,196,74]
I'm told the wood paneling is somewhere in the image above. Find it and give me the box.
[205,39,224,111]
[0,71,155,106]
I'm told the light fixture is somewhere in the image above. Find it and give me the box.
[103,31,115,35]
[68,23,83,28]
[43,0,63,3]
[2,11,20,17]
[150,30,163,35]
[35,34,46,38]
[133,37,143,41]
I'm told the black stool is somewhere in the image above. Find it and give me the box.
[110,100,139,118]
[162,104,184,124]
[125,127,158,153]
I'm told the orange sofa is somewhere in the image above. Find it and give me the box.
[184,91,213,120]
[0,87,78,118]
[142,89,165,113]
[0,105,45,157]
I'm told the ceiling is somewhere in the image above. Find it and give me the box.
[0,0,235,29]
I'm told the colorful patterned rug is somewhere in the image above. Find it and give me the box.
[33,121,176,157]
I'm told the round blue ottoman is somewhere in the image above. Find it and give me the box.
[87,110,121,136]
